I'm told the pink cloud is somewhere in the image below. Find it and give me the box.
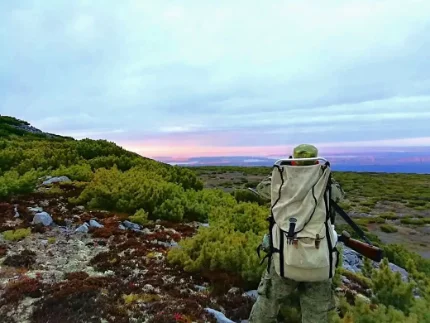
[117,136,430,159]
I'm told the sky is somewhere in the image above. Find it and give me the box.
[1,0,430,158]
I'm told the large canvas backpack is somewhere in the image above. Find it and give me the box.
[267,160,340,282]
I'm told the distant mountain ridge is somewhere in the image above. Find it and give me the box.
[156,150,430,174]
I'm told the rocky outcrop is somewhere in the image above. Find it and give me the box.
[342,246,409,281]
[42,176,72,186]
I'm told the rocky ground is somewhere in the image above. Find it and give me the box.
[0,178,412,323]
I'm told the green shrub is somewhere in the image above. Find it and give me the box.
[129,209,150,225]
[400,218,426,225]
[51,164,94,182]
[379,212,400,220]
[371,259,416,314]
[0,170,40,198]
[167,202,268,287]
[380,224,398,233]
[232,189,265,205]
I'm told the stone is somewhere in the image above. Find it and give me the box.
[205,308,234,323]
[342,246,410,282]
[143,284,154,292]
[75,223,89,233]
[89,220,104,228]
[14,205,19,218]
[42,176,71,186]
[244,290,258,300]
[228,287,241,294]
[342,247,362,273]
[118,224,126,230]
[33,212,53,226]
[194,285,207,292]
[142,228,152,235]
[123,220,141,231]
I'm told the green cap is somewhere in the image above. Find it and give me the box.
[293,144,318,165]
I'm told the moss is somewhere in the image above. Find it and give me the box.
[122,293,161,304]
[48,237,56,244]
[2,228,31,241]
[380,224,398,233]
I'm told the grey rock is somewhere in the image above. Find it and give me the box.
[200,223,210,227]
[75,206,85,211]
[341,276,351,285]
[123,220,141,230]
[244,290,258,300]
[205,308,234,323]
[142,228,152,235]
[14,205,20,218]
[228,287,241,294]
[342,246,409,282]
[342,247,362,273]
[194,285,207,292]
[75,223,89,233]
[143,284,154,292]
[118,224,126,230]
[89,220,104,228]
[42,176,71,186]
[33,212,53,226]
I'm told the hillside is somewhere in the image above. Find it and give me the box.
[1,116,430,323]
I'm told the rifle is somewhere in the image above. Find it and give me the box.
[338,230,383,262]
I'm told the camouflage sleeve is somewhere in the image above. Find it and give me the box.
[330,177,345,203]
[255,174,272,201]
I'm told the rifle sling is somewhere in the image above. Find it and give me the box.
[330,199,373,245]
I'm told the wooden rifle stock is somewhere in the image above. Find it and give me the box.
[339,231,383,262]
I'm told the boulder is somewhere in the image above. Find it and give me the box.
[14,205,19,218]
[89,220,104,228]
[342,246,409,282]
[33,212,53,226]
[123,220,141,231]
[75,223,89,233]
[42,176,71,186]
[205,308,234,323]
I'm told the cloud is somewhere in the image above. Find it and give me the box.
[0,0,430,157]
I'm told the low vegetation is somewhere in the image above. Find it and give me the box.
[1,115,430,322]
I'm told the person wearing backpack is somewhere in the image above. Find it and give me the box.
[248,144,345,323]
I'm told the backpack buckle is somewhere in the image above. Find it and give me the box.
[287,218,297,244]
[315,234,321,249]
